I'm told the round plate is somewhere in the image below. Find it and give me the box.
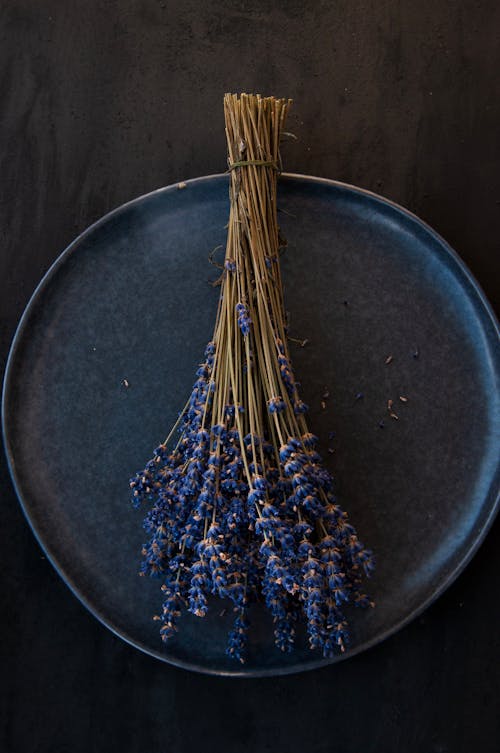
[3,174,499,677]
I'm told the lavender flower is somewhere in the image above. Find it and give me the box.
[236,302,252,336]
[130,92,374,664]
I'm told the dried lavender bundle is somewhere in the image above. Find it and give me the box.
[130,93,374,662]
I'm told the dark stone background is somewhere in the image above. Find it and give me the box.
[1,1,498,751]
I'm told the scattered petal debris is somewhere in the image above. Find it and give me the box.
[355,392,364,401]
[412,348,419,359]
[385,355,393,365]
[387,399,393,411]
[378,420,385,429]
[122,378,130,388]
[321,400,327,410]
[288,336,309,347]
[389,412,399,420]
[327,447,335,454]
[178,181,187,189]
[399,395,408,403]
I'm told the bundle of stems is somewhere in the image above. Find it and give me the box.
[130,93,374,662]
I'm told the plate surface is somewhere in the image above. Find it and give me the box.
[3,174,499,676]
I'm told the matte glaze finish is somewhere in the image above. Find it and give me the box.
[3,174,499,676]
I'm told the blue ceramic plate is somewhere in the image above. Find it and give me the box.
[3,174,500,676]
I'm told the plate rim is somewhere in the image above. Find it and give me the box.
[2,172,500,677]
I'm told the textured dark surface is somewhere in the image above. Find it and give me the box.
[3,174,499,677]
[0,0,499,749]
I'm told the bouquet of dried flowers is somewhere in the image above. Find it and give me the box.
[130,93,374,662]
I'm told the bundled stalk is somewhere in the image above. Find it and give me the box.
[130,93,374,662]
